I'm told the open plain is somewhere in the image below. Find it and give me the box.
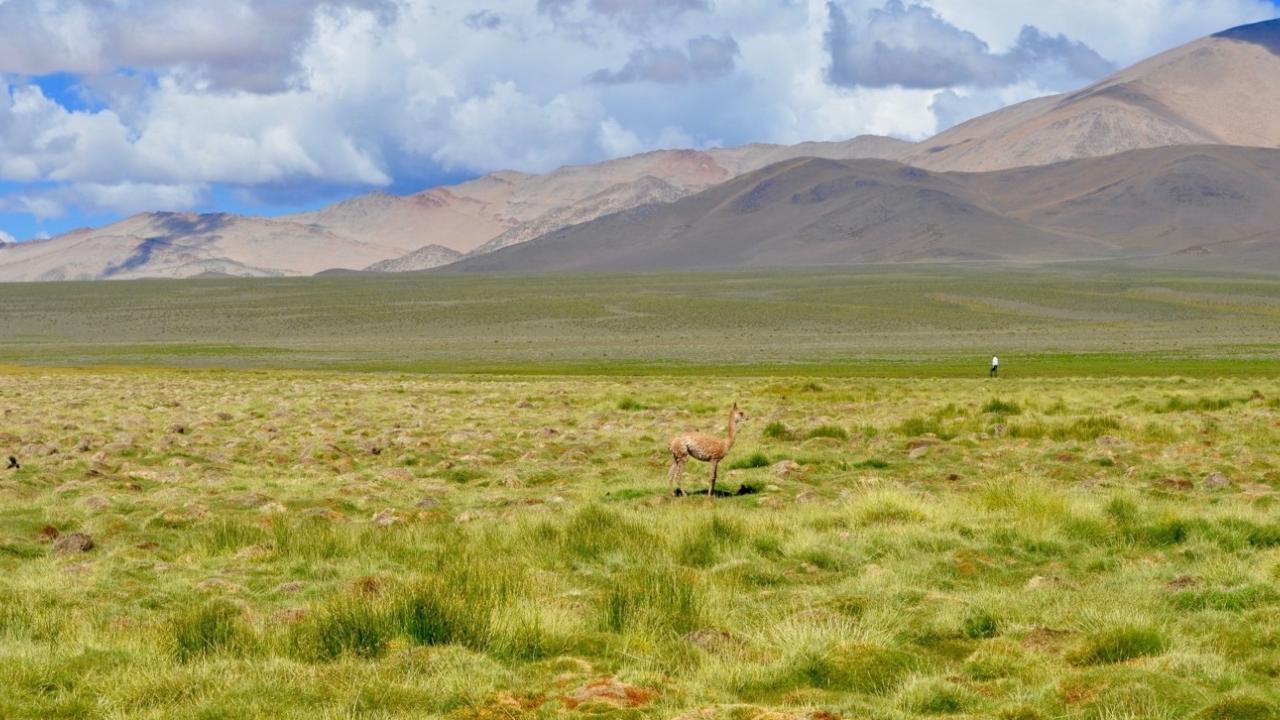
[1,268,1280,719]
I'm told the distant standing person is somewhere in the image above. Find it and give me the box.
[990,355,999,378]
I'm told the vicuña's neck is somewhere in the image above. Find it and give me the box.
[726,411,737,446]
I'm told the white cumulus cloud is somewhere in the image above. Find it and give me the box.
[0,0,1273,226]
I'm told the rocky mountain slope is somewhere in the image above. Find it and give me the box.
[907,18,1280,172]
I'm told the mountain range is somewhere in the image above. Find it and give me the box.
[0,18,1277,281]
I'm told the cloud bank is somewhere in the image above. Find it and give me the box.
[0,0,1274,232]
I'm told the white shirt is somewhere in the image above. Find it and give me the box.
[992,356,999,366]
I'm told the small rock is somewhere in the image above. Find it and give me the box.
[52,532,94,554]
[275,607,308,623]
[795,490,818,504]
[372,509,399,527]
[168,423,187,435]
[75,438,93,453]
[563,677,657,710]
[1202,472,1231,490]
[196,578,243,594]
[80,495,112,511]
[682,628,740,653]
[907,446,930,459]
[278,580,307,594]
[905,437,940,451]
[1025,575,1060,589]
[415,496,440,509]
[1155,477,1193,492]
[772,460,802,478]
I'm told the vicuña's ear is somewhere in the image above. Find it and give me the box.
[732,402,738,409]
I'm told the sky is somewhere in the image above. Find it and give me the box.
[1,0,1277,243]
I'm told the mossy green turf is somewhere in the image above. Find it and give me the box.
[3,369,1280,719]
[1,265,1279,375]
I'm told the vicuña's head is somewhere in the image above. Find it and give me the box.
[731,402,747,425]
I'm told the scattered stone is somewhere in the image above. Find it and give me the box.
[52,532,94,554]
[772,460,802,478]
[905,437,940,451]
[1022,627,1071,651]
[372,509,399,527]
[379,468,414,484]
[302,507,345,523]
[196,578,243,594]
[1202,472,1231,490]
[562,677,657,710]
[80,495,112,511]
[1154,477,1194,492]
[683,628,740,653]
[907,446,930,459]
[1025,575,1061,590]
[414,496,440,509]
[275,607,308,623]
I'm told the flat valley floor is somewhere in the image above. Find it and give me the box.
[2,267,1280,719]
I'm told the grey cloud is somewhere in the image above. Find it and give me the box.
[590,35,738,84]
[826,1,1115,90]
[539,0,710,29]
[464,10,503,30]
[0,0,395,93]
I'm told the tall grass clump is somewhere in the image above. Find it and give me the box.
[600,565,704,636]
[1050,415,1121,441]
[617,397,646,411]
[728,451,770,470]
[763,421,797,441]
[291,597,392,662]
[894,415,955,439]
[1067,626,1167,665]
[393,554,527,652]
[562,505,659,561]
[791,643,918,694]
[981,398,1022,415]
[806,424,849,440]
[172,599,250,662]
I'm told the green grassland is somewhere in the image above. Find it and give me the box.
[2,369,1280,719]
[1,265,1279,374]
[2,266,1280,718]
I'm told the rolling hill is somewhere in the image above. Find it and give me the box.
[441,146,1280,273]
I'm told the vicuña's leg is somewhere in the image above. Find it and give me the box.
[708,459,719,498]
[671,458,686,497]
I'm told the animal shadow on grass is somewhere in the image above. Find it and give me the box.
[673,483,760,498]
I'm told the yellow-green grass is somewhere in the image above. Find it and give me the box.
[2,368,1280,718]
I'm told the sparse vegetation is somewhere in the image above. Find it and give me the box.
[2,322,1280,716]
